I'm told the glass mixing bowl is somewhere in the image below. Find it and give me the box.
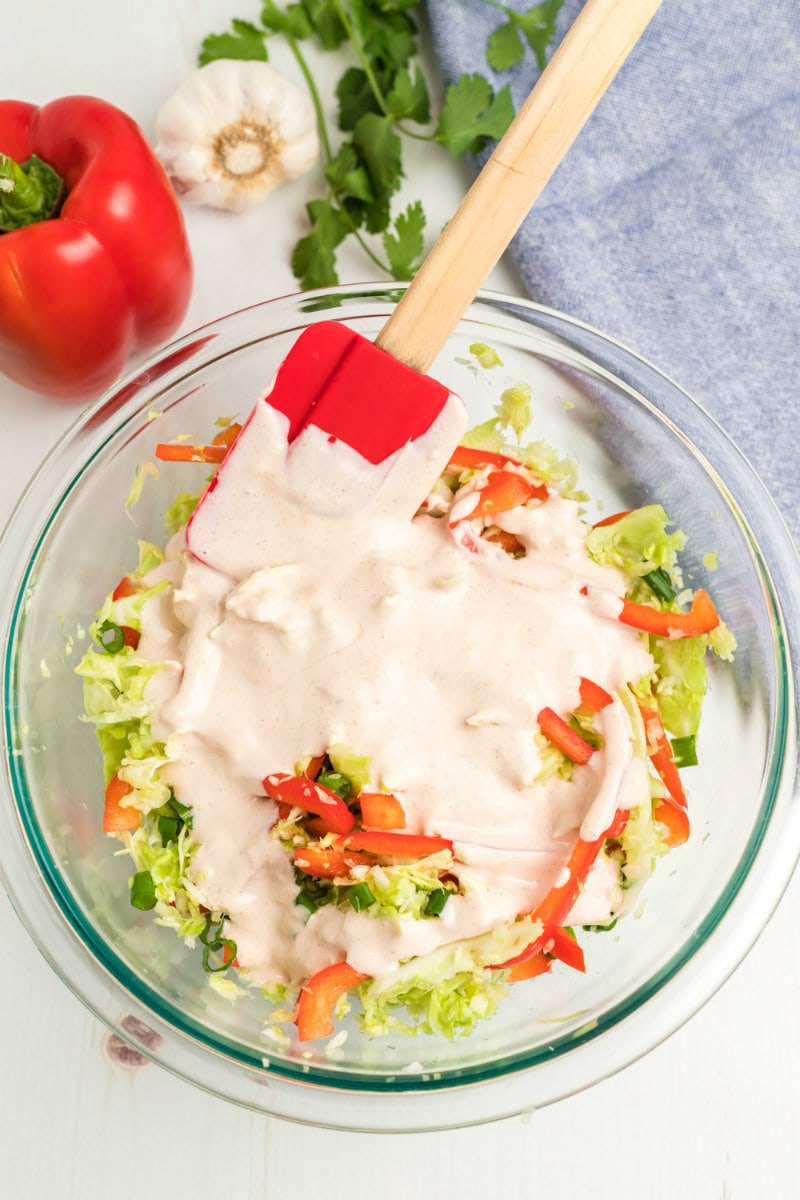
[1,285,798,1132]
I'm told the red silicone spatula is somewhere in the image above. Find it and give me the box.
[186,0,662,572]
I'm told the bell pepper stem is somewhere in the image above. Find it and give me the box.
[0,153,64,232]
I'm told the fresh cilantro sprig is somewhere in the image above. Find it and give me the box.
[485,0,563,73]
[199,0,563,288]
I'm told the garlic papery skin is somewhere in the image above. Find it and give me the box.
[155,60,320,211]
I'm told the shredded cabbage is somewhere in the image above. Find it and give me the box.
[164,490,202,535]
[356,920,540,1038]
[586,504,686,584]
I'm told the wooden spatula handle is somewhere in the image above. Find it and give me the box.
[376,0,663,374]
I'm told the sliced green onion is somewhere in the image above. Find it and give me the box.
[130,870,157,911]
[582,917,619,933]
[202,937,237,973]
[643,567,677,604]
[97,619,126,654]
[670,733,698,767]
[316,770,352,800]
[170,797,194,827]
[425,887,450,917]
[296,888,319,915]
[158,814,180,845]
[348,881,375,912]
[199,915,225,946]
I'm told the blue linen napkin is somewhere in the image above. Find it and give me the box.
[426,0,800,545]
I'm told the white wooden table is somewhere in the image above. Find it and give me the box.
[2,3,799,1194]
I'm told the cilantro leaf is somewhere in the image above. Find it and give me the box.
[434,74,515,158]
[292,199,350,289]
[348,0,417,70]
[382,200,425,280]
[486,20,524,73]
[511,0,563,71]
[325,143,375,203]
[371,0,418,12]
[301,0,348,48]
[199,20,268,65]
[352,112,403,230]
[336,67,382,131]
[385,66,430,124]
[260,0,313,38]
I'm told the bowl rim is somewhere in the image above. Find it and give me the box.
[1,283,799,1128]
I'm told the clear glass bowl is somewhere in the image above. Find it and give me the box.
[1,284,798,1132]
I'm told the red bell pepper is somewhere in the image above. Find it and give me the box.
[547,926,586,973]
[102,774,139,833]
[578,677,613,714]
[473,470,548,518]
[359,791,407,830]
[0,96,192,400]
[341,830,454,857]
[111,576,142,602]
[506,951,553,982]
[262,772,355,835]
[493,808,629,970]
[619,589,721,638]
[592,509,632,528]
[155,422,243,464]
[295,961,370,1041]
[537,706,595,765]
[653,798,691,847]
[448,445,519,470]
[637,702,688,810]
[293,843,374,880]
[120,625,140,651]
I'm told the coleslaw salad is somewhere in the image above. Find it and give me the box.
[78,376,734,1044]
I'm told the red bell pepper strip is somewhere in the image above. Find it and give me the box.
[155,443,229,464]
[537,707,595,765]
[341,830,454,857]
[295,961,370,1041]
[102,774,140,833]
[0,96,192,400]
[293,843,374,880]
[493,809,629,970]
[111,575,142,602]
[222,942,241,969]
[359,792,407,830]
[604,808,630,839]
[578,677,613,713]
[120,625,140,651]
[262,773,355,835]
[653,798,691,848]
[506,951,552,982]
[156,422,243,465]
[637,702,688,810]
[619,589,721,638]
[304,754,326,780]
[473,470,548,518]
[448,445,519,470]
[592,509,632,528]
[547,926,586,973]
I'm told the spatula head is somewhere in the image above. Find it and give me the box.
[186,321,467,578]
[267,321,453,463]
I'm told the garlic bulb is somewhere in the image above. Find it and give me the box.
[155,60,320,211]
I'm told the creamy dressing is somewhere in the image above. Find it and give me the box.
[137,394,653,987]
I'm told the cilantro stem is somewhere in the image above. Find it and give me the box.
[286,31,393,278]
[330,0,390,116]
[285,32,334,162]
